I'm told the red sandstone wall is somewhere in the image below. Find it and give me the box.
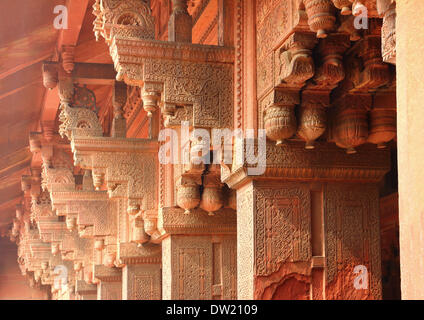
[0,237,48,300]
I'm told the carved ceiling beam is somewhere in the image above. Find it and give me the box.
[38,0,90,143]
[42,62,117,88]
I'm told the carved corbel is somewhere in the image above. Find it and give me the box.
[176,175,201,214]
[311,34,350,89]
[337,15,361,41]
[304,0,337,38]
[162,103,193,128]
[141,82,162,117]
[332,94,371,154]
[29,168,42,204]
[356,20,390,91]
[335,20,391,95]
[263,89,300,146]
[31,191,66,247]
[331,0,352,15]
[276,32,316,87]
[367,92,396,148]
[199,166,224,216]
[58,86,159,249]
[58,75,75,109]
[297,91,329,149]
[60,230,94,277]
[141,210,163,243]
[92,0,155,44]
[40,147,75,195]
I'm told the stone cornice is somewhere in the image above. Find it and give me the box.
[223,141,391,189]
[110,37,234,72]
[70,137,158,154]
[159,207,236,235]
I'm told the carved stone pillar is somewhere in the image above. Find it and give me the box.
[160,207,237,300]
[120,244,162,300]
[224,141,390,300]
[75,280,97,300]
[396,0,424,299]
[94,265,122,300]
[168,0,192,43]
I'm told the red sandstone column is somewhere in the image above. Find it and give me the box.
[160,207,237,300]
[396,0,424,300]
[168,0,192,42]
[226,142,389,300]
[94,265,122,300]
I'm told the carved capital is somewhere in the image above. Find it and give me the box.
[93,0,155,43]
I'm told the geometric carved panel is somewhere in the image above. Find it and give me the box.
[325,183,382,300]
[255,183,312,276]
[178,248,207,300]
[134,275,154,300]
[123,264,161,300]
[165,234,236,300]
